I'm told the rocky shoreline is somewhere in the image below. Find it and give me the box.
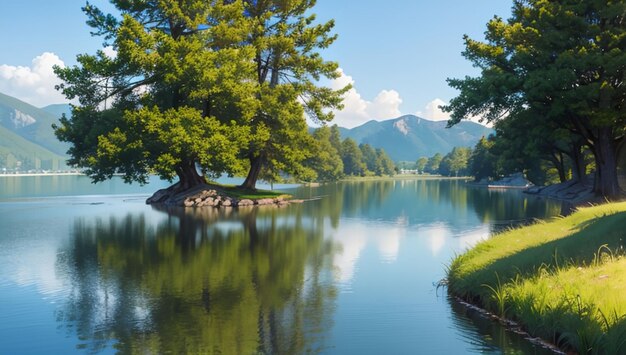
[468,173,604,205]
[523,179,597,205]
[146,183,303,208]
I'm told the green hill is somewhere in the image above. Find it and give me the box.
[0,92,70,170]
[338,115,493,161]
[0,92,70,156]
[0,125,67,171]
[41,103,72,120]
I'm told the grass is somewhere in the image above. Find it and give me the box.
[447,201,626,354]
[206,182,289,200]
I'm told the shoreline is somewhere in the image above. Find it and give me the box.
[0,172,83,177]
[446,201,626,354]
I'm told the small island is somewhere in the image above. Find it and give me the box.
[146,182,302,208]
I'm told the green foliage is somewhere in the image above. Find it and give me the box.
[448,202,626,354]
[308,126,344,182]
[238,0,349,189]
[468,136,496,181]
[60,205,338,353]
[341,138,366,177]
[424,153,443,174]
[375,148,395,176]
[55,0,258,188]
[444,0,626,198]
[304,126,395,182]
[329,124,343,154]
[359,143,377,173]
[415,157,428,174]
[439,147,471,177]
[55,0,348,191]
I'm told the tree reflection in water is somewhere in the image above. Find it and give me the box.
[57,204,338,354]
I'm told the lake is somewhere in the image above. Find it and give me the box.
[0,175,566,354]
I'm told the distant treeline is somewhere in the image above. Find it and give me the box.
[412,134,594,186]
[305,125,395,182]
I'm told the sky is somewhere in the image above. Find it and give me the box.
[0,0,511,128]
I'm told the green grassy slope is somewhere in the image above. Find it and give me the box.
[0,92,69,156]
[448,202,626,353]
[0,125,67,169]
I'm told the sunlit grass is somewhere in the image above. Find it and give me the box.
[206,182,289,200]
[447,202,626,353]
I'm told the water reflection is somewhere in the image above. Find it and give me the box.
[295,179,565,235]
[19,177,571,354]
[448,297,556,355]
[57,205,338,354]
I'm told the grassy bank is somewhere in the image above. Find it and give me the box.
[205,182,289,200]
[447,202,626,354]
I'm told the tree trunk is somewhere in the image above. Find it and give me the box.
[175,158,206,192]
[240,155,263,190]
[568,140,588,185]
[592,127,621,199]
[550,152,567,183]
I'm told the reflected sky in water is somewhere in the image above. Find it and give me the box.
[0,176,564,354]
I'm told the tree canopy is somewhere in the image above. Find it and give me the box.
[54,0,347,193]
[444,0,626,198]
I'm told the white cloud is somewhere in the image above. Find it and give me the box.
[416,98,451,121]
[329,68,403,128]
[370,90,403,119]
[416,98,491,127]
[0,52,68,107]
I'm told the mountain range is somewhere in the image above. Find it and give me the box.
[0,92,69,171]
[338,115,493,161]
[0,92,493,171]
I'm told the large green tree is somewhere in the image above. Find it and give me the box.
[444,0,626,198]
[375,148,396,176]
[308,126,344,182]
[425,153,443,174]
[341,138,366,176]
[468,136,496,181]
[238,0,348,190]
[55,0,256,193]
[439,147,471,177]
[415,157,428,174]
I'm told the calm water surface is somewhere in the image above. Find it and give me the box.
[0,175,566,354]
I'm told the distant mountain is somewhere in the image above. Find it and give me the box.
[338,115,493,161]
[0,92,69,170]
[41,103,72,120]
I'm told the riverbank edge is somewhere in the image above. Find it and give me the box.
[146,182,302,208]
[446,201,626,354]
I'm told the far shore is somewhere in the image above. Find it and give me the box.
[340,174,471,182]
[0,173,472,181]
[0,172,83,177]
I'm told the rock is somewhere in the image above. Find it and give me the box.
[201,189,216,198]
[522,176,596,205]
[145,182,302,208]
[146,187,173,204]
[238,199,254,206]
[525,186,543,194]
[255,198,274,205]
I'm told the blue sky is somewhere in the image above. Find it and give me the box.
[0,0,511,128]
